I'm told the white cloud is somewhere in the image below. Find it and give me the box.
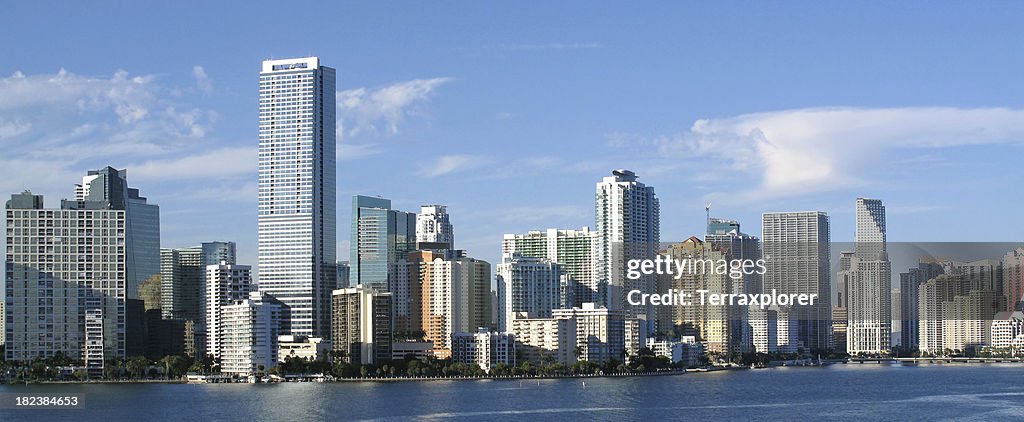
[192,65,212,94]
[338,77,453,137]
[338,143,383,161]
[651,107,1024,199]
[130,146,255,181]
[416,154,490,177]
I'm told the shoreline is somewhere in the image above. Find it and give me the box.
[6,360,1023,386]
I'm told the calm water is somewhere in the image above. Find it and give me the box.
[2,364,1023,420]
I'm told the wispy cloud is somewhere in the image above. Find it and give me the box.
[416,154,490,177]
[192,65,213,94]
[338,77,453,137]
[626,107,1024,200]
[338,143,383,161]
[0,68,219,198]
[130,146,255,182]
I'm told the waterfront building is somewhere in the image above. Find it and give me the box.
[552,303,625,363]
[451,328,515,373]
[331,286,392,365]
[510,313,577,365]
[277,335,330,362]
[762,211,831,351]
[205,261,253,362]
[646,337,703,368]
[219,291,281,376]
[595,170,659,326]
[258,56,337,339]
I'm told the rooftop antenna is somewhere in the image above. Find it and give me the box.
[705,202,712,234]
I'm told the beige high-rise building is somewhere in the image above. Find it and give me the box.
[412,251,491,358]
[657,237,732,356]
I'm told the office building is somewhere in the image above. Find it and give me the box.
[1003,249,1024,312]
[258,56,337,338]
[762,211,831,351]
[705,218,762,355]
[219,291,282,376]
[350,195,416,291]
[332,286,392,365]
[502,227,598,305]
[451,328,515,373]
[205,261,254,362]
[847,198,891,355]
[416,205,454,249]
[496,253,563,331]
[595,170,659,325]
[898,258,944,351]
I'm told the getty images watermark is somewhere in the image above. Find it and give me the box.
[624,255,819,308]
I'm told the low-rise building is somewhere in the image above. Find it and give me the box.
[391,341,434,361]
[278,335,331,362]
[510,313,577,365]
[646,336,703,368]
[990,311,1024,354]
[451,328,515,372]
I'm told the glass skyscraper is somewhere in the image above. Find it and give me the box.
[258,57,336,338]
[350,195,416,291]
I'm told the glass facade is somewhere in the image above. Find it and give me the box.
[258,57,336,338]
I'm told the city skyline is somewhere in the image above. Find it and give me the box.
[4,3,1024,271]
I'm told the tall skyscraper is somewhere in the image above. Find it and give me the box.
[416,205,454,249]
[705,217,761,355]
[762,211,831,352]
[350,195,416,291]
[258,57,336,338]
[847,198,891,355]
[595,170,659,326]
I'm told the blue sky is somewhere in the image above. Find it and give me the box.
[3,2,1024,270]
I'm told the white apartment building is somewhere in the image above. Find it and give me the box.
[496,253,562,331]
[762,211,831,351]
[278,335,330,362]
[220,292,281,376]
[205,261,253,362]
[502,227,598,305]
[451,328,515,372]
[415,205,454,248]
[510,313,577,365]
[990,311,1024,353]
[552,303,625,363]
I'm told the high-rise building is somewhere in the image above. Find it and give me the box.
[1002,248,1024,312]
[413,251,492,357]
[71,166,161,302]
[331,286,392,365]
[161,241,236,321]
[595,170,659,326]
[258,56,336,339]
[657,237,733,356]
[350,195,416,291]
[416,205,454,249]
[704,218,761,355]
[205,261,254,362]
[847,198,891,355]
[496,253,563,331]
[502,227,598,306]
[762,211,831,352]
[833,250,854,353]
[898,258,944,352]
[5,167,158,367]
[219,291,282,376]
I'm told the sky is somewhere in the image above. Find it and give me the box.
[3,2,1024,273]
